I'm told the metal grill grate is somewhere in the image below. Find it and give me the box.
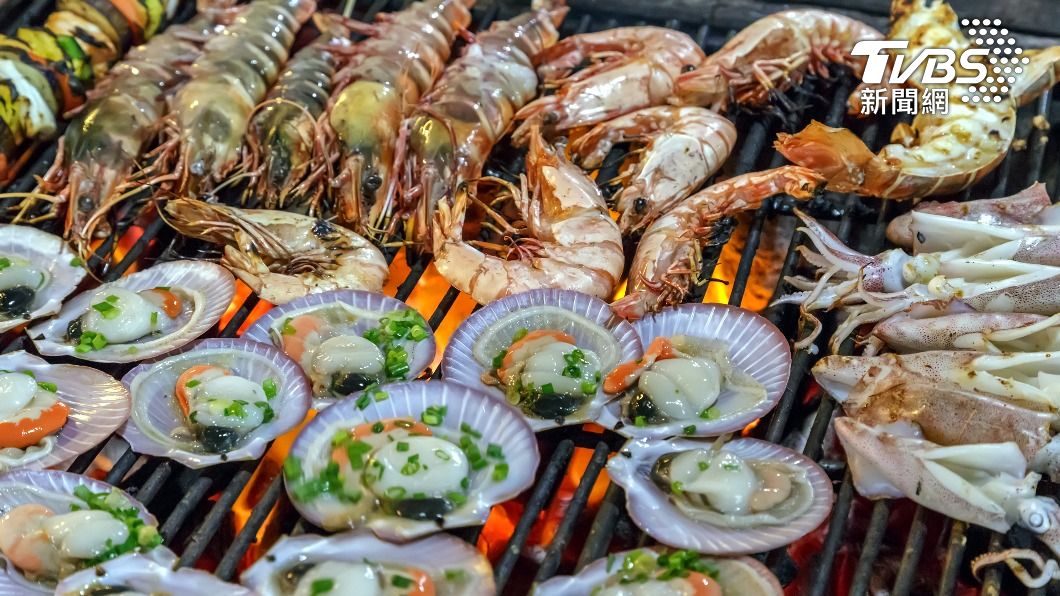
[1,0,1059,594]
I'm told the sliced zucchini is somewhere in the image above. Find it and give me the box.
[56,0,130,49]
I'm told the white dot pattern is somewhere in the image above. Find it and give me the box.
[960,16,1023,103]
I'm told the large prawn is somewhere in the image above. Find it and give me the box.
[402,2,567,251]
[511,26,704,145]
[672,9,882,110]
[242,14,356,210]
[162,198,388,304]
[318,0,473,236]
[612,166,826,319]
[568,106,736,234]
[155,0,315,197]
[432,127,623,304]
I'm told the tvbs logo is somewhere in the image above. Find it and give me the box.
[852,18,1028,106]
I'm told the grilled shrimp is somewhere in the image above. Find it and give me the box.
[511,27,704,145]
[162,198,387,304]
[242,14,355,210]
[568,106,736,234]
[403,4,566,251]
[612,166,825,319]
[160,0,315,196]
[432,127,622,304]
[1011,45,1060,107]
[672,10,881,109]
[320,0,473,236]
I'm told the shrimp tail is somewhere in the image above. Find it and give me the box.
[774,120,897,196]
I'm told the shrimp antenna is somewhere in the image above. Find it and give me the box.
[340,0,356,19]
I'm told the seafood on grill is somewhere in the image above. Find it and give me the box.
[607,436,833,554]
[568,106,737,234]
[511,26,705,144]
[320,0,474,235]
[162,198,388,304]
[601,304,788,439]
[433,127,623,304]
[0,351,129,472]
[672,10,881,110]
[870,301,1060,353]
[121,338,311,468]
[56,550,253,596]
[441,289,641,431]
[241,531,494,595]
[1010,45,1060,107]
[533,547,783,596]
[283,380,537,538]
[157,0,316,196]
[613,166,825,320]
[28,260,235,363]
[242,290,436,405]
[885,183,1060,250]
[774,209,1060,352]
[243,14,356,210]
[0,470,161,592]
[402,3,566,250]
[0,225,85,333]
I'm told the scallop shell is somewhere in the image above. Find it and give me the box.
[601,303,791,438]
[28,260,235,363]
[0,469,157,595]
[0,351,130,472]
[241,531,494,596]
[120,338,311,468]
[55,550,253,595]
[608,437,833,554]
[442,289,642,431]
[533,548,782,596]
[286,380,538,539]
[0,225,86,333]
[243,290,437,407]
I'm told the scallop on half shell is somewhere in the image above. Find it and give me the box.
[243,290,436,407]
[28,260,235,363]
[0,469,160,595]
[601,303,790,439]
[284,380,537,539]
[0,225,86,333]
[608,437,833,554]
[443,289,642,431]
[0,351,129,472]
[241,531,494,595]
[533,547,782,595]
[55,550,253,595]
[120,338,311,468]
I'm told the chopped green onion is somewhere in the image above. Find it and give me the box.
[391,575,413,589]
[434,448,451,461]
[540,383,555,395]
[309,578,334,596]
[185,379,200,389]
[512,328,528,342]
[261,379,277,400]
[486,444,504,460]
[385,486,407,499]
[634,416,647,427]
[36,381,57,393]
[0,258,11,270]
[371,421,385,433]
[421,405,447,426]
[150,312,158,326]
[355,393,371,410]
[492,463,509,481]
[670,481,683,494]
[396,441,410,452]
[283,457,302,481]
[460,422,481,438]
[444,569,468,582]
[699,406,720,420]
[697,461,709,471]
[446,491,467,506]
[580,381,597,394]
[68,257,82,267]
[256,402,275,423]
[683,425,696,435]
[281,318,296,335]
[722,462,740,471]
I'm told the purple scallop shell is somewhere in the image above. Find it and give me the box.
[600,303,791,439]
[242,289,437,407]
[28,260,235,363]
[120,338,311,468]
[0,469,157,595]
[608,437,833,554]
[286,380,538,539]
[0,225,86,333]
[0,351,129,472]
[55,550,253,595]
[442,289,642,431]
[241,531,494,596]
[533,548,782,595]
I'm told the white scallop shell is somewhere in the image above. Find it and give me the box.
[242,289,437,407]
[600,303,791,438]
[442,289,642,431]
[0,351,129,472]
[533,548,782,595]
[286,380,538,539]
[27,260,235,363]
[241,531,494,596]
[607,437,833,554]
[0,225,86,333]
[55,550,253,595]
[0,469,157,595]
[119,338,311,468]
